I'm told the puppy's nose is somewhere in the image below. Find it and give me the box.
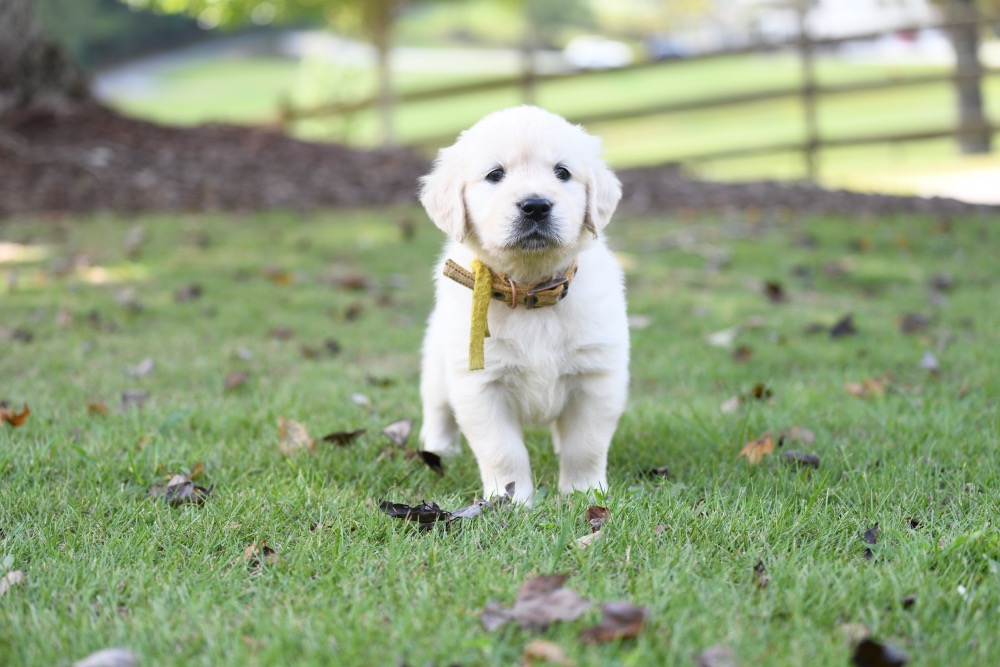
[518,198,552,221]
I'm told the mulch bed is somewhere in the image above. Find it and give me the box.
[1,105,997,219]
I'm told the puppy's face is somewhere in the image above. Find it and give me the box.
[420,106,621,280]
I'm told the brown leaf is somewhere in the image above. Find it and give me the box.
[522,639,574,666]
[278,418,315,456]
[647,466,672,478]
[578,601,647,644]
[782,426,815,445]
[120,390,149,410]
[851,638,909,667]
[243,541,281,571]
[224,371,250,391]
[753,560,770,590]
[696,644,738,667]
[0,403,30,427]
[781,451,820,469]
[845,375,889,398]
[149,473,212,507]
[71,647,138,667]
[87,402,109,416]
[417,450,444,475]
[481,574,592,632]
[863,522,880,561]
[320,428,366,446]
[763,280,786,303]
[379,500,449,528]
[738,435,775,465]
[263,266,292,286]
[830,314,858,338]
[382,418,413,447]
[174,283,203,302]
[898,313,929,334]
[269,326,294,340]
[0,570,26,597]
[586,506,610,533]
[731,345,753,363]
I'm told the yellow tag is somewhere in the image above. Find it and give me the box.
[469,259,492,370]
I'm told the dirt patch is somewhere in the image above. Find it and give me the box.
[1,106,997,219]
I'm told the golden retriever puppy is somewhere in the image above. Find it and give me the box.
[418,105,628,504]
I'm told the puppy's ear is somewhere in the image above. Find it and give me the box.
[583,152,622,238]
[419,148,467,242]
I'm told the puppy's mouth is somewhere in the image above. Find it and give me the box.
[508,218,561,251]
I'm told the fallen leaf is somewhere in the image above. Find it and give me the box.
[753,560,770,590]
[125,357,155,378]
[243,541,281,571]
[224,371,250,391]
[263,266,292,286]
[851,638,908,667]
[720,395,742,414]
[863,522,880,561]
[0,403,30,427]
[269,326,294,340]
[627,315,652,330]
[149,473,212,507]
[900,594,916,609]
[781,451,820,469]
[523,639,574,666]
[574,531,602,549]
[0,570,26,596]
[278,418,315,456]
[586,506,610,533]
[482,574,593,632]
[382,418,413,447]
[696,643,738,667]
[918,351,940,375]
[120,390,149,410]
[72,647,137,667]
[417,450,444,475]
[378,500,450,528]
[763,280,786,303]
[321,428,366,446]
[898,313,929,334]
[87,402,109,416]
[366,375,396,387]
[174,283,203,302]
[732,345,753,363]
[579,601,647,643]
[845,375,889,398]
[782,426,815,445]
[738,435,776,465]
[927,273,954,291]
[838,622,872,644]
[830,314,858,339]
[351,393,371,408]
[647,466,672,478]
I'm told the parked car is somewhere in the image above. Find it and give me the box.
[562,35,634,70]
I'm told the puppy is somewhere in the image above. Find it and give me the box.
[418,105,628,504]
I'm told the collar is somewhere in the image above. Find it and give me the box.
[442,258,578,310]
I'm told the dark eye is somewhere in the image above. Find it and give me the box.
[554,165,571,182]
[485,167,505,183]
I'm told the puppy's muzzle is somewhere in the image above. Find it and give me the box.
[511,197,558,250]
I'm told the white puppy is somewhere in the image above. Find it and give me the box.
[418,105,628,504]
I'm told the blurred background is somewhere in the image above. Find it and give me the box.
[22,0,1000,202]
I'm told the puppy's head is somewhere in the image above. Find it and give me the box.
[420,106,621,280]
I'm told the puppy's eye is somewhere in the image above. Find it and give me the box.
[554,165,571,182]
[485,167,505,183]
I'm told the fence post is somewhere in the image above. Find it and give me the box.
[795,2,819,182]
[520,18,538,105]
[947,0,991,154]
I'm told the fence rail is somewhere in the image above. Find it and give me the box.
[279,12,999,178]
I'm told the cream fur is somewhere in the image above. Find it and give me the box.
[418,106,628,504]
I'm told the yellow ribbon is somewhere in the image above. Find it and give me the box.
[469,258,492,370]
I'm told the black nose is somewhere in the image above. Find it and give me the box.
[518,198,552,221]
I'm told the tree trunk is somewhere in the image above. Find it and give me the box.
[368,1,397,147]
[0,0,90,119]
[946,0,991,154]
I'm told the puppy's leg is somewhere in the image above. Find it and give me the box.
[554,375,627,494]
[419,342,461,456]
[452,391,534,503]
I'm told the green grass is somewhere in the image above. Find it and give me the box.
[2,208,998,666]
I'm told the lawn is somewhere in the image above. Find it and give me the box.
[1,207,998,666]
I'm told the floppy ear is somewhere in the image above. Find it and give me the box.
[583,155,622,238]
[419,148,467,242]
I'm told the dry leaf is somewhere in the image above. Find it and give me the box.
[120,390,149,410]
[899,313,929,334]
[782,426,815,445]
[763,280,786,303]
[482,574,593,632]
[830,314,858,338]
[225,372,250,391]
[732,345,753,363]
[0,570,26,596]
[574,531,602,549]
[320,429,366,446]
[87,402,109,416]
[417,450,444,475]
[243,541,281,571]
[647,466,672,478]
[382,418,413,447]
[738,435,775,465]
[586,506,610,533]
[863,522,880,561]
[838,622,872,644]
[845,375,889,398]
[125,357,154,378]
[753,560,770,590]
[148,473,212,507]
[278,418,315,456]
[918,351,940,374]
[0,403,30,427]
[706,326,740,349]
[696,644,738,667]
[781,451,820,469]
[851,638,908,667]
[523,639,574,666]
[578,601,647,644]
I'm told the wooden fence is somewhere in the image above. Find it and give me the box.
[279,12,999,179]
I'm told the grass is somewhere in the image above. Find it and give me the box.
[2,207,999,666]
